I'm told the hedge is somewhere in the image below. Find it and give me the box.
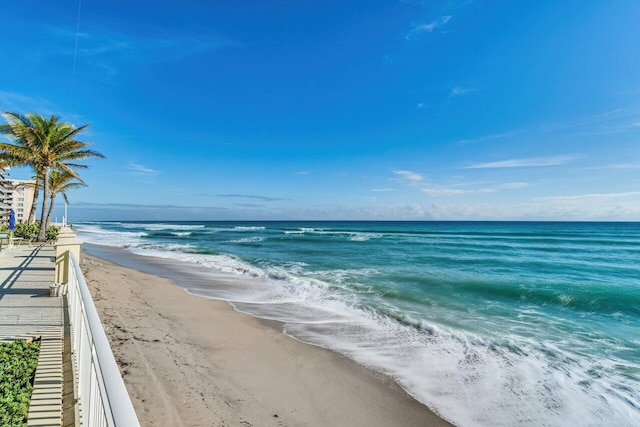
[0,340,40,426]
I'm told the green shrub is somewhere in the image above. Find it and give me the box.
[0,340,40,426]
[13,223,38,241]
[46,226,60,241]
[4,223,60,242]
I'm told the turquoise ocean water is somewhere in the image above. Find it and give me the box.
[75,221,639,426]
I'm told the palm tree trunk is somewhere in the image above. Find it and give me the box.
[28,181,40,223]
[44,194,55,237]
[36,166,50,242]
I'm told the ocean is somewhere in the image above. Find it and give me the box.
[74,221,640,427]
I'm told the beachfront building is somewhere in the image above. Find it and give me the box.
[0,171,36,224]
[0,167,12,223]
[0,168,8,222]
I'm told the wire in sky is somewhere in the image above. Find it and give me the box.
[69,0,83,112]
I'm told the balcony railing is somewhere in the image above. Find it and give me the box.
[66,251,140,426]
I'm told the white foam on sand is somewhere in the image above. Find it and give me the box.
[119,252,640,426]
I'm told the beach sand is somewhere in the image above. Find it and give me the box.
[80,252,453,427]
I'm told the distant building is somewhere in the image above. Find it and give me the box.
[0,169,37,224]
[0,168,8,223]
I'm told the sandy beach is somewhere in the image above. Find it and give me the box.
[80,252,452,427]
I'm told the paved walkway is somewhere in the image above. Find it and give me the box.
[0,245,65,426]
[0,245,62,342]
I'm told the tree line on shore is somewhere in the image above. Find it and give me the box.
[0,112,103,242]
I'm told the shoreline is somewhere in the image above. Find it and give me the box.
[80,248,453,426]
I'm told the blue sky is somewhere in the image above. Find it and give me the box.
[1,0,639,220]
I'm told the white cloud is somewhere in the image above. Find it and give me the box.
[216,194,288,202]
[393,170,424,183]
[535,191,640,202]
[589,163,640,170]
[405,15,452,39]
[422,187,468,196]
[422,182,529,196]
[0,91,60,116]
[371,188,395,192]
[420,22,438,32]
[295,171,309,175]
[493,182,530,190]
[540,108,640,135]
[424,199,640,220]
[127,162,159,177]
[70,194,640,221]
[464,155,580,169]
[451,86,475,96]
[453,129,526,146]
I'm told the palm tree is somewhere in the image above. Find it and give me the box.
[44,169,86,231]
[27,169,43,223]
[0,112,104,241]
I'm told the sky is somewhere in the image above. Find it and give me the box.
[1,0,639,221]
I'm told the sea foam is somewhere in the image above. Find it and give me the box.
[74,221,640,427]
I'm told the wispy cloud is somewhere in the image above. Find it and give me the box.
[402,0,474,39]
[539,109,622,133]
[423,199,640,220]
[539,108,640,135]
[392,171,530,196]
[451,86,476,96]
[493,182,530,190]
[371,188,395,192]
[592,119,640,135]
[70,201,229,221]
[464,155,580,169]
[127,162,159,177]
[234,203,265,208]
[393,170,424,183]
[52,27,238,60]
[535,191,640,202]
[70,196,640,221]
[295,171,309,175]
[44,26,241,83]
[422,186,468,196]
[75,201,218,209]
[0,91,60,116]
[405,15,452,39]
[422,182,529,196]
[216,194,289,202]
[453,129,526,146]
[598,163,640,169]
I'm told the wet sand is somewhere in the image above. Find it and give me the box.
[80,251,453,427]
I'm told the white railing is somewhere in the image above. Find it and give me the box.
[66,251,141,427]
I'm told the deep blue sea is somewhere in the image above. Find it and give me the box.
[75,221,640,426]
